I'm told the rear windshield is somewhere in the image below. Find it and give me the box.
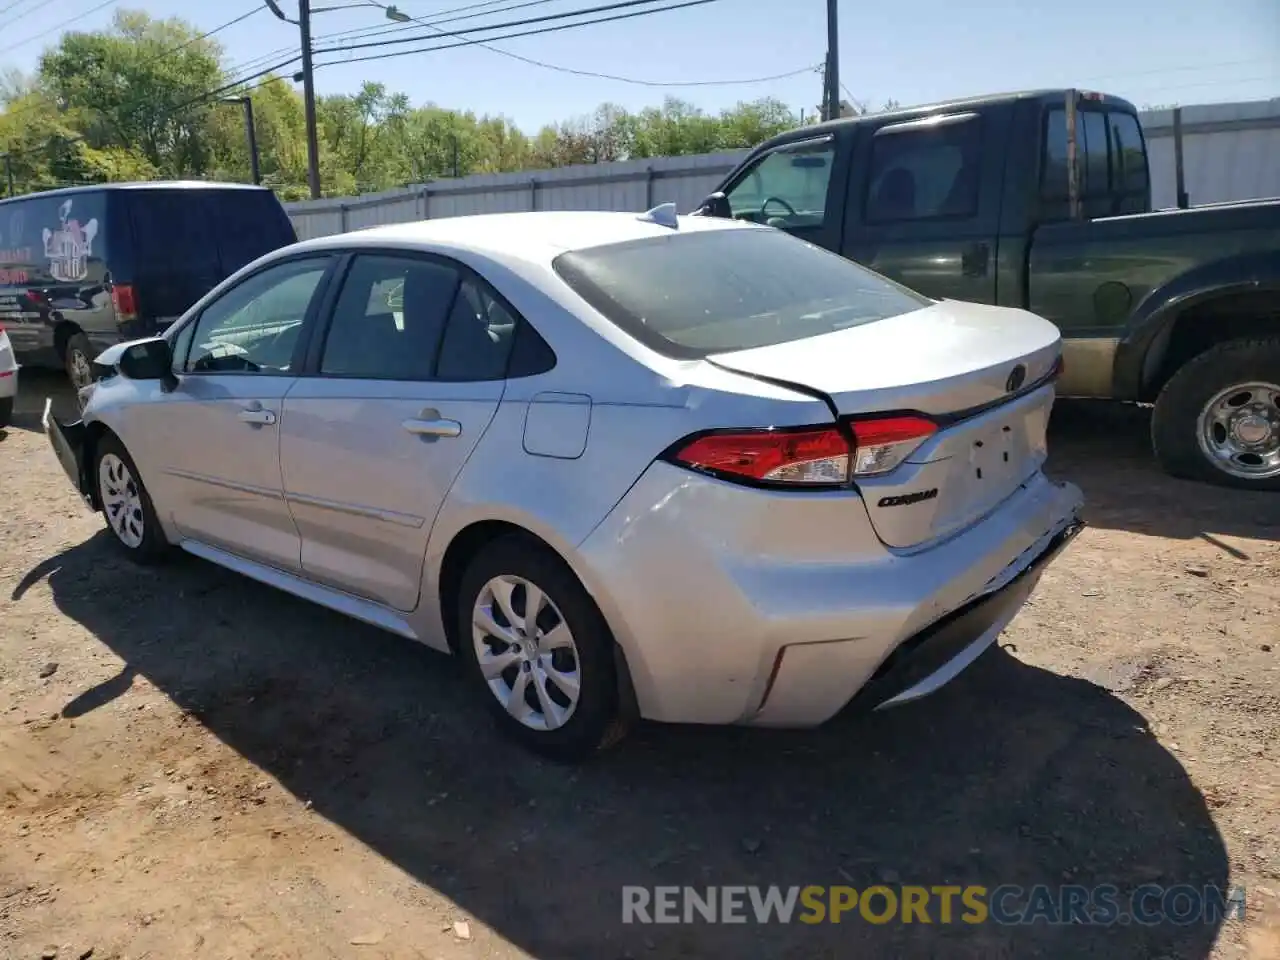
[0,191,108,288]
[552,227,931,358]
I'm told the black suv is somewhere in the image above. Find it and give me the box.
[0,182,298,392]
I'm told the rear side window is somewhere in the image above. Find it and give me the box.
[208,190,296,274]
[0,191,108,288]
[553,227,930,359]
[1108,111,1148,196]
[1042,107,1120,198]
[865,115,982,222]
[128,191,218,273]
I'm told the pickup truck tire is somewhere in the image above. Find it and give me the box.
[1152,336,1280,491]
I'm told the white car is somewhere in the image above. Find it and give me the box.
[0,323,17,428]
[46,208,1084,759]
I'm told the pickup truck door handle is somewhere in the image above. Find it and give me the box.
[403,409,462,438]
[237,403,276,426]
[961,242,990,278]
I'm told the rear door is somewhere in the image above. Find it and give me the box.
[841,108,1008,304]
[279,251,512,612]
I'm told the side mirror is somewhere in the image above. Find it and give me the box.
[695,191,732,219]
[118,337,178,391]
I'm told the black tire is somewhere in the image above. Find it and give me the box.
[457,535,629,761]
[1152,336,1280,491]
[63,331,95,402]
[92,432,172,564]
[0,395,11,430]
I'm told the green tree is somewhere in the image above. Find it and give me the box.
[38,9,226,176]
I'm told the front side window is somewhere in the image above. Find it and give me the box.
[725,139,835,229]
[185,258,328,374]
[865,116,982,222]
[553,227,930,359]
[320,254,461,380]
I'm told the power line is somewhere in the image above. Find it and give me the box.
[308,0,565,46]
[1,7,268,128]
[314,0,697,55]
[0,0,48,32]
[313,0,718,68]
[358,0,799,87]
[0,0,123,55]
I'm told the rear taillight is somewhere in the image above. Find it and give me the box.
[847,415,937,476]
[667,426,852,486]
[111,283,138,321]
[666,415,937,487]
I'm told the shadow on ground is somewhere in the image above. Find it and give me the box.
[1048,399,1280,546]
[17,532,1229,958]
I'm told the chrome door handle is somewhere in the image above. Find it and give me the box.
[402,417,461,438]
[238,408,276,425]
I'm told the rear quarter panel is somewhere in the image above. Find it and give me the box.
[1028,200,1280,397]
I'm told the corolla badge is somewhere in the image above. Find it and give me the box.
[1005,363,1027,393]
[42,199,98,283]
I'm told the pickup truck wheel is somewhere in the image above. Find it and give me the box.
[1152,337,1280,490]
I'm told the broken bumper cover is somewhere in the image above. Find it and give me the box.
[849,517,1085,713]
[43,397,94,509]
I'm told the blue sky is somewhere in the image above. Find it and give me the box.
[1,0,1277,130]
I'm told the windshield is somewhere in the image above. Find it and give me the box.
[552,227,931,358]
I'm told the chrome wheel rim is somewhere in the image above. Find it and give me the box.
[472,575,581,732]
[69,349,92,390]
[99,453,145,548]
[1196,381,1280,480]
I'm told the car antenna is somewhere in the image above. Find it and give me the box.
[636,202,679,229]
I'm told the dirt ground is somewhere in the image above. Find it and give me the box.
[1,370,1278,960]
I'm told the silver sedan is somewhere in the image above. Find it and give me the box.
[45,207,1083,759]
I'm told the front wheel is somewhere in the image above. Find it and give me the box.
[93,433,172,564]
[1152,336,1280,490]
[457,535,629,760]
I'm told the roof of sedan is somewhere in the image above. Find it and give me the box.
[294,210,754,263]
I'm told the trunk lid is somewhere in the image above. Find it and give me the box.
[707,300,1062,549]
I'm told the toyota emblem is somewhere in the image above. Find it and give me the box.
[1005,364,1027,393]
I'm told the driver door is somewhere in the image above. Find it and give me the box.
[137,255,336,572]
[721,132,851,255]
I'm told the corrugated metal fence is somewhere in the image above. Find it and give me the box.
[285,98,1280,241]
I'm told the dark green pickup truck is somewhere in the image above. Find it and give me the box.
[696,89,1280,490]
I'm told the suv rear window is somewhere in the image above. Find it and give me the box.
[552,227,930,358]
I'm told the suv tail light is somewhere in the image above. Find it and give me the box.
[665,416,937,488]
[111,283,138,322]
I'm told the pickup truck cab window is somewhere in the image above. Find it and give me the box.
[865,113,982,223]
[724,137,836,230]
[1042,105,1147,216]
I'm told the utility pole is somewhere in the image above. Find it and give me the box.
[222,97,262,185]
[825,0,840,122]
[265,0,322,198]
[298,0,322,199]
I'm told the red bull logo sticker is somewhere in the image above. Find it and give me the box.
[42,198,98,283]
